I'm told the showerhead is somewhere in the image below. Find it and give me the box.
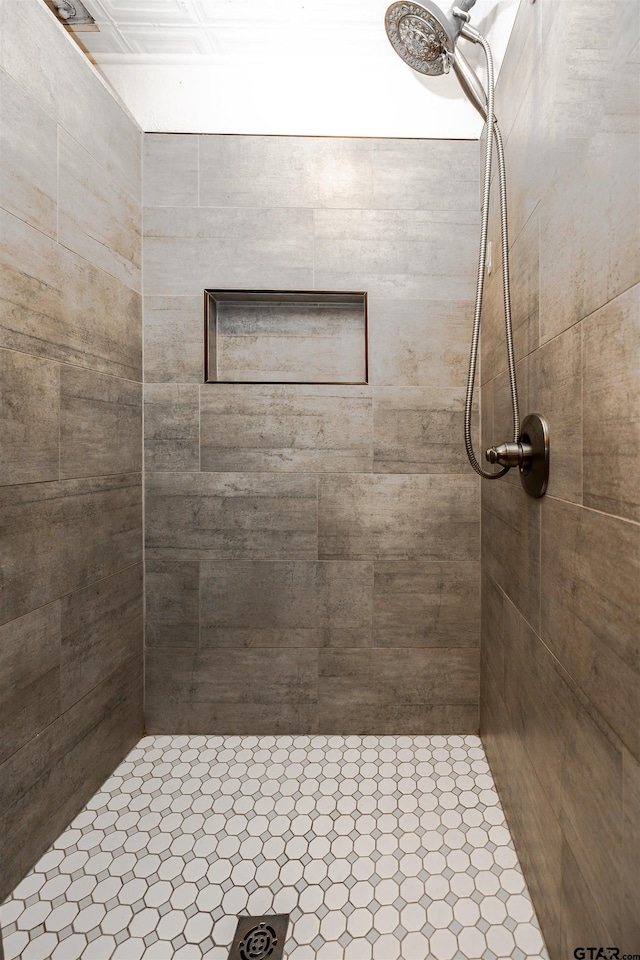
[385,0,489,119]
[384,1,455,76]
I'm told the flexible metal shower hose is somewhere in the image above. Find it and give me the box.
[463,33,520,479]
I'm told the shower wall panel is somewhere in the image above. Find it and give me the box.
[0,0,143,900]
[479,0,640,954]
[142,133,481,735]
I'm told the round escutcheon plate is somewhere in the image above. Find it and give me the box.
[518,413,550,498]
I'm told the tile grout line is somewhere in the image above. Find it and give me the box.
[141,131,147,729]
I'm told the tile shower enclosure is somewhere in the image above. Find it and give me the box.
[3,0,638,950]
[143,134,482,736]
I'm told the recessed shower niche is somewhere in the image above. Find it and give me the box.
[204,289,368,384]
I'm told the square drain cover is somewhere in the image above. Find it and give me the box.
[227,914,289,960]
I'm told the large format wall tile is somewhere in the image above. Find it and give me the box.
[318,648,479,734]
[0,210,142,380]
[480,0,640,951]
[314,209,478,301]
[0,657,142,901]
[371,138,479,212]
[319,474,479,561]
[539,133,639,342]
[0,0,143,902]
[142,133,480,736]
[373,561,479,647]
[0,0,141,202]
[60,366,142,479]
[480,571,505,688]
[537,0,639,335]
[541,497,640,760]
[506,211,540,362]
[498,78,544,251]
[200,560,373,649]
[145,648,318,735]
[319,647,478,704]
[481,663,563,959]
[620,748,640,948]
[58,130,141,292]
[0,603,61,765]
[200,385,373,473]
[583,283,640,522]
[145,560,199,649]
[485,0,540,146]
[527,322,582,504]
[199,135,374,209]
[481,210,540,381]
[501,599,568,815]
[60,564,143,710]
[373,386,469,473]
[316,700,479,737]
[145,679,317,735]
[143,296,203,384]
[0,348,59,485]
[0,70,57,238]
[146,472,318,561]
[481,479,541,632]
[143,134,198,207]
[559,841,614,953]
[144,383,200,472]
[560,682,637,950]
[368,298,473,388]
[143,206,314,296]
[0,475,142,625]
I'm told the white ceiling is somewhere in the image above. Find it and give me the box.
[70,0,521,137]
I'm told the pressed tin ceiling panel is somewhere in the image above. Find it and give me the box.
[79,0,406,59]
[59,0,520,136]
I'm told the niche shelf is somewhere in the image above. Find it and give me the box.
[204,289,368,384]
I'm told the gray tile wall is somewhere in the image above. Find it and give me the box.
[479,0,640,954]
[143,132,480,736]
[0,0,143,900]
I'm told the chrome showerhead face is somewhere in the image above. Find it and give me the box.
[385,1,454,76]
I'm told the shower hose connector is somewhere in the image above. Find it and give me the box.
[485,440,532,470]
[485,413,550,498]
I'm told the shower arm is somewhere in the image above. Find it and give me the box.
[450,46,489,121]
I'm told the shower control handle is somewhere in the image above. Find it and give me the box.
[485,415,550,498]
[485,440,533,469]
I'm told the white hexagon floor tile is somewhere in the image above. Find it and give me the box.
[0,735,549,960]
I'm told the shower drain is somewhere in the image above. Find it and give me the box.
[227,915,289,960]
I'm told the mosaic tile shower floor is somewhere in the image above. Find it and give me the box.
[1,735,548,960]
